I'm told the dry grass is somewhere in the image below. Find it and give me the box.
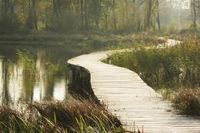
[173,89,200,115]
[0,100,124,133]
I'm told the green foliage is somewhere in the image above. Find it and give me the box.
[0,0,162,34]
[17,50,36,72]
[45,62,60,76]
[0,17,22,34]
[109,37,200,89]
[17,50,36,102]
[48,10,80,33]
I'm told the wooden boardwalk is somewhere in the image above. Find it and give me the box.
[68,41,200,133]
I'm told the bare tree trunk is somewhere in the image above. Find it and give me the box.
[27,0,38,30]
[191,0,197,28]
[95,0,101,29]
[32,0,38,30]
[145,0,152,30]
[105,14,108,30]
[112,0,117,30]
[125,0,129,26]
[2,0,8,18]
[156,0,160,30]
[84,0,89,30]
[104,3,109,30]
[132,0,136,30]
[53,0,59,18]
[2,0,13,18]
[132,0,136,18]
[80,0,84,30]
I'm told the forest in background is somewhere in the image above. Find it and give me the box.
[0,0,199,34]
[1,1,200,132]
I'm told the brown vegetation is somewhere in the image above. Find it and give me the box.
[0,100,124,133]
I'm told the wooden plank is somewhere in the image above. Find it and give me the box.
[68,40,200,133]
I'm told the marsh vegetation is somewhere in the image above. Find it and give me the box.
[107,35,200,115]
[0,100,124,133]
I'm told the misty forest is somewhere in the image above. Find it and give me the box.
[0,0,200,133]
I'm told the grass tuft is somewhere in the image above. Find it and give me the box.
[173,89,200,115]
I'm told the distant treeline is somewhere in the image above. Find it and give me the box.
[0,0,162,34]
[0,0,199,34]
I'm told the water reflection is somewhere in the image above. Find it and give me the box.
[8,60,23,105]
[0,48,70,106]
[0,58,11,106]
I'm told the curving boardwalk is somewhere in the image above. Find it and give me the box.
[68,40,200,133]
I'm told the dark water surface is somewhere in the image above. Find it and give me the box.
[0,44,75,106]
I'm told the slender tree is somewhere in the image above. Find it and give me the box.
[26,0,38,30]
[191,0,197,28]
[145,0,152,29]
[0,0,165,33]
[112,0,117,30]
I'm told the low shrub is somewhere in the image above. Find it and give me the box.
[173,89,200,115]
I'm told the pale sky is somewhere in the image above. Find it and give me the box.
[166,0,190,9]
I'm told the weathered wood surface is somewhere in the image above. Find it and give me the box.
[68,40,200,133]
